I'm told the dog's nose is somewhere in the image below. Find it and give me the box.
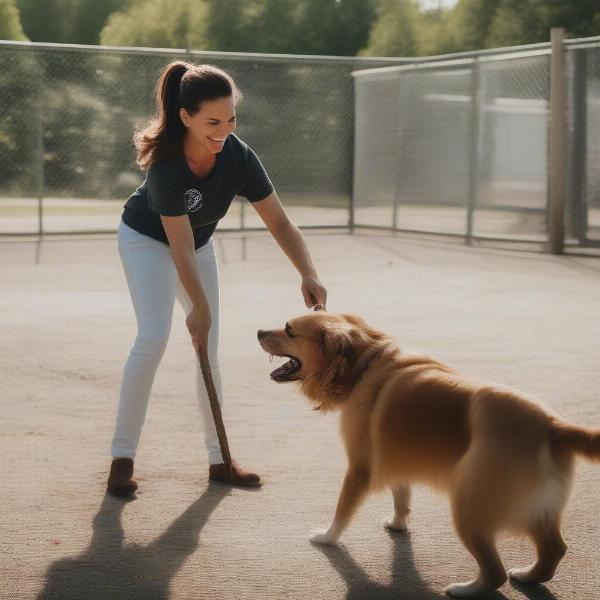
[257,329,267,340]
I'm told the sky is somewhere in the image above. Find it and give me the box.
[419,0,459,9]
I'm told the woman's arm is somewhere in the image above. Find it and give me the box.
[161,215,212,351]
[161,215,209,310]
[251,192,327,308]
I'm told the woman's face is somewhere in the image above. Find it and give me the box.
[180,96,237,155]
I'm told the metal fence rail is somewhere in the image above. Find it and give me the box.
[352,33,600,250]
[1,35,598,252]
[0,40,407,236]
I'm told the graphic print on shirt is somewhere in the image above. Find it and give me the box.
[184,188,203,212]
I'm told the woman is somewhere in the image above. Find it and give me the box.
[107,61,327,496]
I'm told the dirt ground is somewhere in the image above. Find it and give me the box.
[1,229,600,599]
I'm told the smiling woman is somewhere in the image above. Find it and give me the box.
[106,60,328,497]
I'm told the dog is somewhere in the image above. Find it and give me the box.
[257,308,600,597]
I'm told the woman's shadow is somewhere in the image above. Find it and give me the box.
[37,484,229,600]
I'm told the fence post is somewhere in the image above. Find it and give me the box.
[548,27,567,254]
[466,57,481,245]
[349,75,356,233]
[36,53,45,238]
[570,48,588,244]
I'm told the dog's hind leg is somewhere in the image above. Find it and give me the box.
[310,466,371,545]
[383,482,411,532]
[509,516,567,584]
[509,445,571,584]
[444,522,507,598]
[445,463,508,597]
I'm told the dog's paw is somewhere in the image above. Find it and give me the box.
[508,567,533,583]
[309,528,337,545]
[382,515,408,532]
[444,579,496,598]
[508,565,548,584]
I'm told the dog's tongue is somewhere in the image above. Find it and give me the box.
[270,358,300,381]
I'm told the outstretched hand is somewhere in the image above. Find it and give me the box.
[301,275,327,310]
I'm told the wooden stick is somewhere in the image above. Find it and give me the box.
[196,348,232,466]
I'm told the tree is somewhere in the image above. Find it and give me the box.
[203,0,262,52]
[65,0,125,45]
[438,0,600,53]
[0,0,28,40]
[101,0,208,50]
[202,0,376,56]
[442,0,499,52]
[486,0,600,48]
[15,0,71,43]
[17,0,125,45]
[360,0,423,57]
[292,0,377,56]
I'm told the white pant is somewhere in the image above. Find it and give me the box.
[111,220,224,464]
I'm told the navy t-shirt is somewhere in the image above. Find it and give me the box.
[121,134,274,250]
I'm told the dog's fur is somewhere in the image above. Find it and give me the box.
[257,310,600,597]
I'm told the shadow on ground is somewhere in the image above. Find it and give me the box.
[37,485,229,600]
[315,529,559,600]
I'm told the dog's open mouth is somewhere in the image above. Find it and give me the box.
[269,354,302,382]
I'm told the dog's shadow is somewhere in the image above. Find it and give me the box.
[316,529,446,600]
[315,529,556,600]
[36,484,229,600]
[509,579,559,600]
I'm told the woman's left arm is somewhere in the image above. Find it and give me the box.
[251,192,327,309]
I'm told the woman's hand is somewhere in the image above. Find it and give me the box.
[301,275,327,310]
[186,304,212,356]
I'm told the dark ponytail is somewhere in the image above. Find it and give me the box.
[134,61,242,170]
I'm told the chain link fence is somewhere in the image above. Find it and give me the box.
[1,37,599,250]
[567,42,600,243]
[353,37,600,248]
[0,41,409,235]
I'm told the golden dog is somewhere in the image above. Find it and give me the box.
[257,309,600,597]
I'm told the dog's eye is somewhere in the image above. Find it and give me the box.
[285,324,296,338]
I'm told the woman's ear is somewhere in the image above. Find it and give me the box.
[179,107,190,127]
[313,303,326,312]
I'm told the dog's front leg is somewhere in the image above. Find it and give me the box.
[310,467,370,545]
[383,482,411,532]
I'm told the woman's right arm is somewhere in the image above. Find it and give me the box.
[161,215,211,353]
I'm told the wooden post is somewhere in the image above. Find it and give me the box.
[548,27,567,254]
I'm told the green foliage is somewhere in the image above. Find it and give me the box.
[486,0,600,47]
[101,0,208,49]
[444,0,499,52]
[360,0,423,57]
[16,0,70,43]
[0,0,28,40]
[17,0,124,45]
[7,0,600,56]
[290,0,376,56]
[103,0,375,55]
[362,0,600,57]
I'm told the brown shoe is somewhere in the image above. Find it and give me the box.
[107,458,138,497]
[209,460,262,487]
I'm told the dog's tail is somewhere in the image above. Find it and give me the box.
[552,420,600,462]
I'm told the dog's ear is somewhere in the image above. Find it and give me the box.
[320,324,353,356]
[320,324,357,393]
